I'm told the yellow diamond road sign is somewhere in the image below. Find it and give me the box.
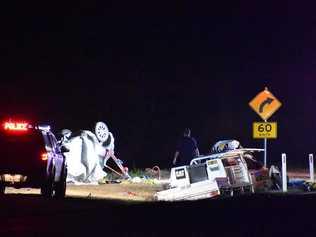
[249,88,282,121]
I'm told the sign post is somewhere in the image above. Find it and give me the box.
[264,120,267,168]
[249,87,282,167]
[282,153,287,192]
[309,154,314,182]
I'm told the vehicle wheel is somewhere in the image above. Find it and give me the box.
[55,166,67,199]
[220,187,233,197]
[41,167,55,198]
[269,165,282,190]
[244,185,254,194]
[262,180,272,192]
[232,187,242,196]
[0,184,5,195]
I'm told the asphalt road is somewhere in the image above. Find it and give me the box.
[1,191,316,237]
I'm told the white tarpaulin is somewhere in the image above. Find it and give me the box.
[60,121,131,184]
[60,122,118,184]
[63,130,108,184]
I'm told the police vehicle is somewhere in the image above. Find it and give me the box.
[0,119,68,198]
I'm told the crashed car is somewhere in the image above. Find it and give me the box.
[156,140,273,201]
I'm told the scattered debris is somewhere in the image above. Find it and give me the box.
[126,191,137,196]
[304,181,316,191]
[131,177,142,183]
[288,179,316,192]
[145,166,161,180]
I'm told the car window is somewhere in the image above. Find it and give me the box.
[0,131,46,157]
[47,133,60,153]
[42,131,53,152]
[222,156,240,167]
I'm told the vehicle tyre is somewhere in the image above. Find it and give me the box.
[262,180,272,192]
[220,187,233,197]
[232,187,242,196]
[41,167,55,198]
[269,165,282,190]
[0,183,5,195]
[244,185,254,194]
[55,166,67,199]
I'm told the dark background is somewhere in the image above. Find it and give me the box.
[1,2,316,169]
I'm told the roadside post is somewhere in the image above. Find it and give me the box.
[249,87,282,167]
[309,154,314,182]
[282,153,287,192]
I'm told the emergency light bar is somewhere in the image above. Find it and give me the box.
[2,119,50,133]
[4,122,28,131]
[37,125,50,131]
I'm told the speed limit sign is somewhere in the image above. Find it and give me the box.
[253,122,277,139]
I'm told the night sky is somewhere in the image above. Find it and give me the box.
[1,3,316,168]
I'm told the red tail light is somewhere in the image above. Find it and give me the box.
[41,152,48,161]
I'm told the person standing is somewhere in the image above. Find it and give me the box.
[172,128,200,166]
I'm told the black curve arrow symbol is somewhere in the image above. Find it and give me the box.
[259,97,274,113]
